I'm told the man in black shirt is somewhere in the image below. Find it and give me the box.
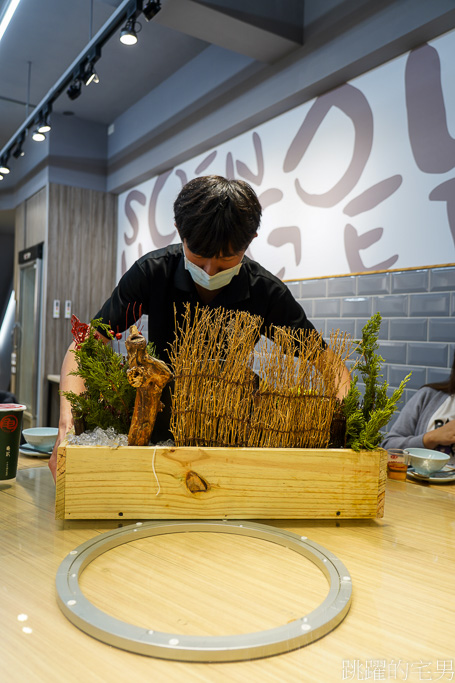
[49,175,350,480]
[95,243,324,362]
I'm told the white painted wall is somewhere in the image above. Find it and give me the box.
[117,29,455,280]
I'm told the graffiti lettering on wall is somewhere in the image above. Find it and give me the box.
[118,34,455,281]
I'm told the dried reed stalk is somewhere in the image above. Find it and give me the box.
[169,304,354,449]
[248,327,353,448]
[169,304,262,446]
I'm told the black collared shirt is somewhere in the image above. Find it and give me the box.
[95,243,324,362]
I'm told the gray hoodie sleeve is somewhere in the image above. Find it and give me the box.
[382,387,447,450]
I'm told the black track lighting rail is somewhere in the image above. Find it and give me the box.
[0,0,160,176]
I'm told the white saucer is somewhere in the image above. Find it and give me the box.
[19,444,51,457]
[407,465,455,483]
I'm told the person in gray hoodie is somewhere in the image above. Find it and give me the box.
[382,352,455,462]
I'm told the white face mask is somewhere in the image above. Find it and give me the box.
[184,256,243,291]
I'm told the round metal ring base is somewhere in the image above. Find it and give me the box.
[56,520,352,662]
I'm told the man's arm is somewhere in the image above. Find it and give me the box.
[314,346,351,401]
[48,331,112,482]
[48,342,84,481]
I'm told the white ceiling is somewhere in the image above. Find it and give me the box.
[0,0,306,233]
[0,0,307,159]
[0,0,210,152]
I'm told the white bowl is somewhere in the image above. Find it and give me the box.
[22,427,58,453]
[404,448,450,476]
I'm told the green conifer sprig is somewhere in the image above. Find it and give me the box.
[62,318,136,434]
[342,313,411,451]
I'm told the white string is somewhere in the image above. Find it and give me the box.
[151,445,161,496]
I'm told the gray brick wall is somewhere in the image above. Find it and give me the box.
[286,266,455,429]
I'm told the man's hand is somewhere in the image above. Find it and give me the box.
[48,341,83,483]
[48,427,68,483]
[315,346,351,401]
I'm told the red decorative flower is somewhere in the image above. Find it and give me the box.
[71,315,90,349]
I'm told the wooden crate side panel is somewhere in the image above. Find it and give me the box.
[55,444,67,519]
[58,446,386,520]
[376,448,387,518]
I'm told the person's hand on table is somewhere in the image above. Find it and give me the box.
[423,419,455,449]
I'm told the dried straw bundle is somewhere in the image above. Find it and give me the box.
[169,304,353,449]
[169,304,262,447]
[249,327,353,448]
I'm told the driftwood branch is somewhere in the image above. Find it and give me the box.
[125,325,173,446]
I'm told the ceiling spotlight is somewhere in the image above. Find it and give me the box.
[84,62,99,86]
[84,44,101,86]
[120,18,141,45]
[67,79,82,100]
[32,129,46,142]
[12,134,25,158]
[143,1,161,21]
[0,174,3,181]
[0,157,10,174]
[36,104,52,133]
[37,118,51,134]
[38,121,51,133]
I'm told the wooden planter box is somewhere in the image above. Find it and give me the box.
[55,441,387,520]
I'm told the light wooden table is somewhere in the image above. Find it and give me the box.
[1,462,454,683]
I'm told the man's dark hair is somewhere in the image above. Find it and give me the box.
[173,175,262,257]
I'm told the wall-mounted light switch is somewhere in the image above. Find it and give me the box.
[53,300,60,318]
[64,300,72,319]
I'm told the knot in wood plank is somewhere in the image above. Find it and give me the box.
[185,470,210,493]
